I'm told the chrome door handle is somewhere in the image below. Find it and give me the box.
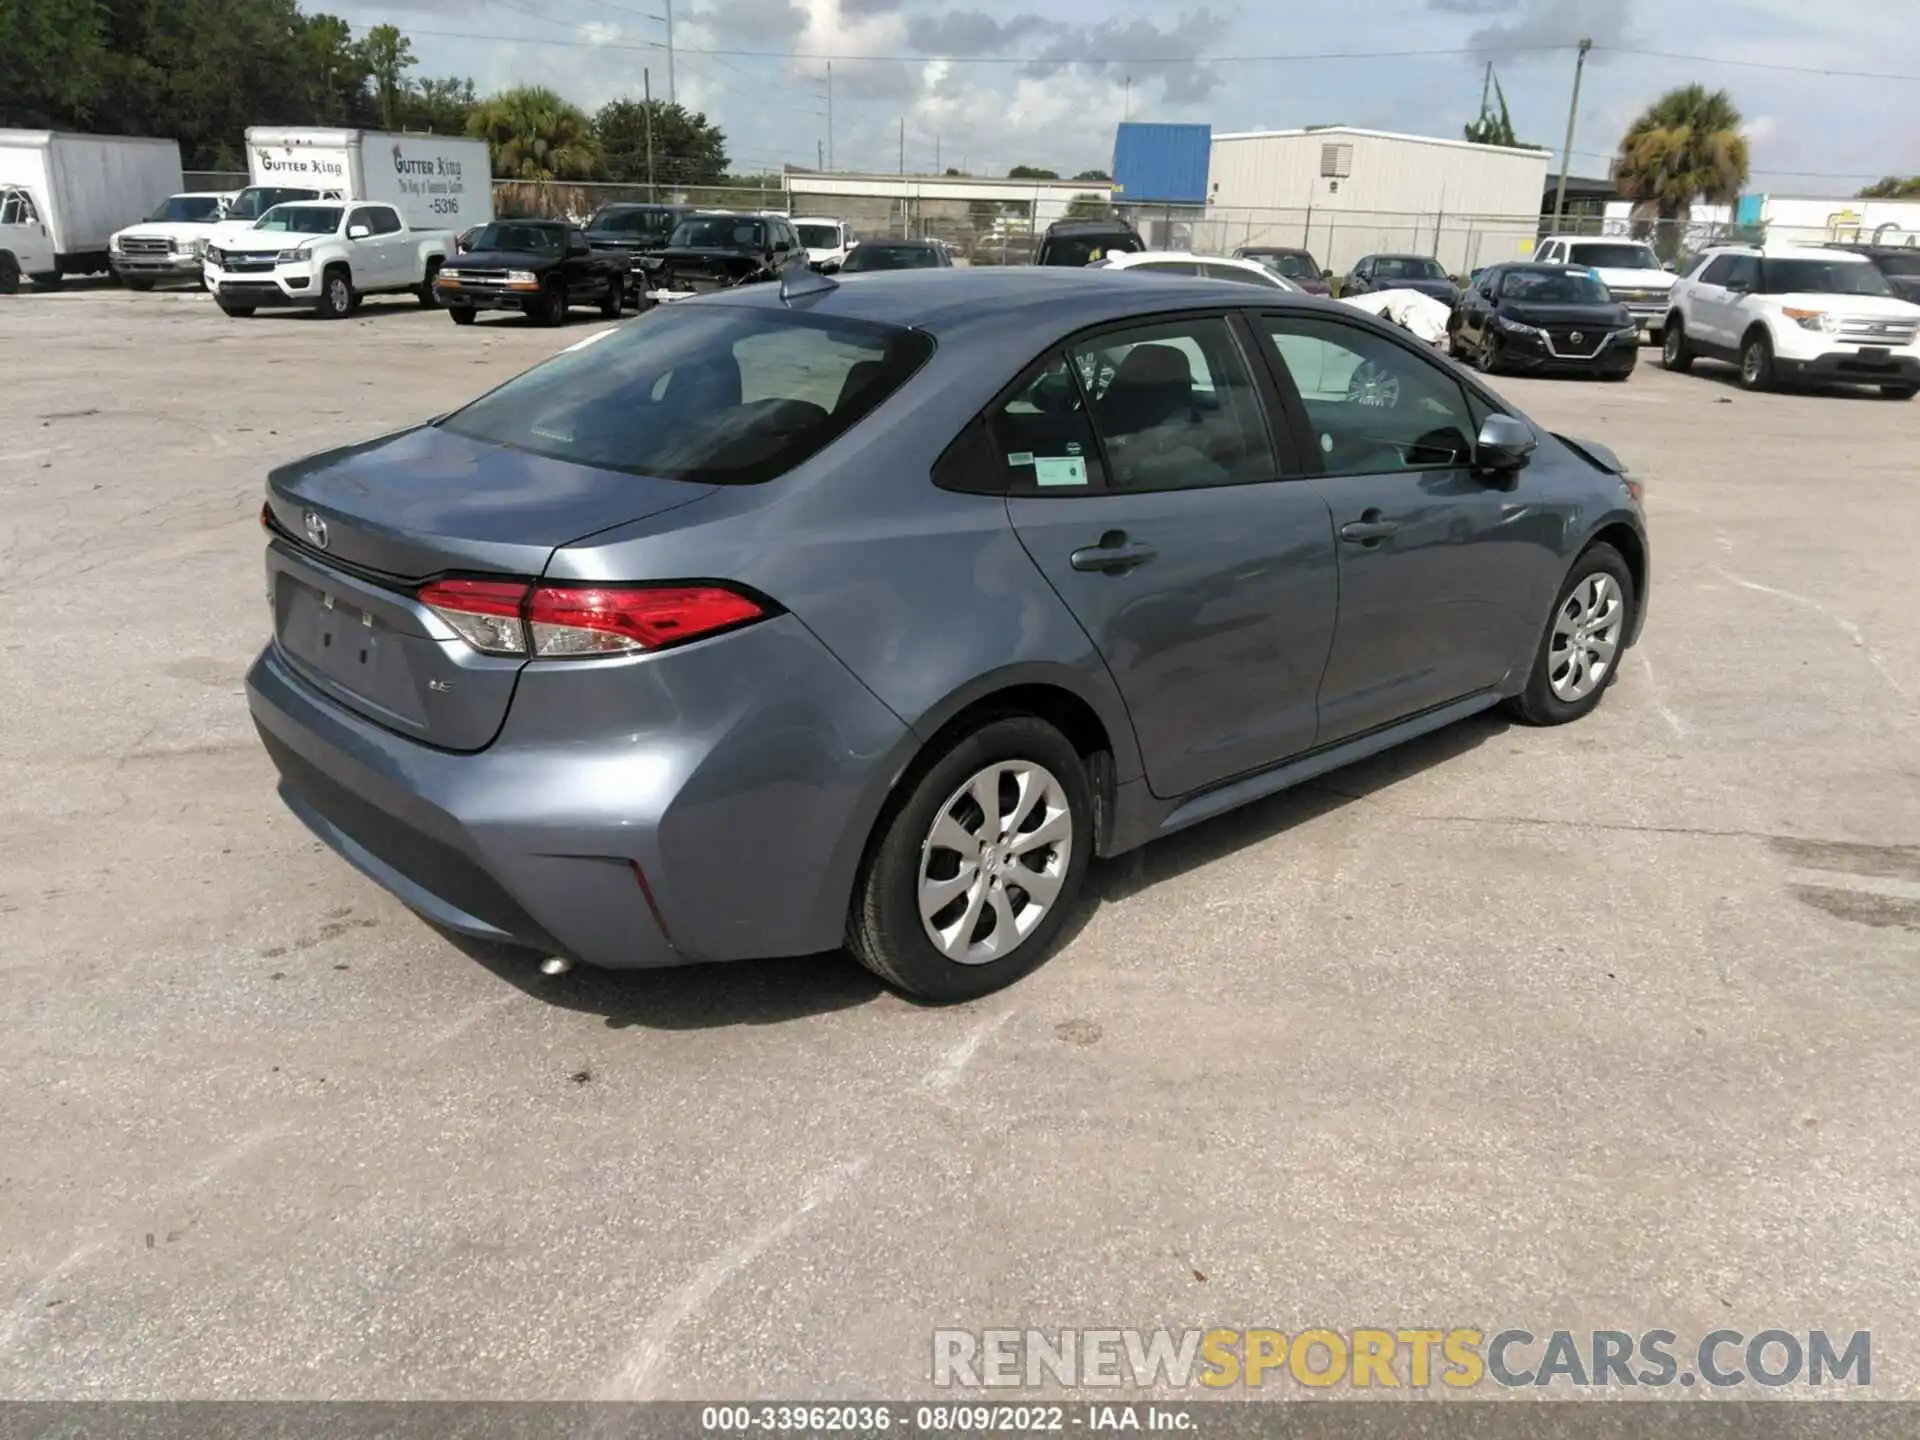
[1070,532,1158,573]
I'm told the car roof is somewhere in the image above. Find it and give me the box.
[1703,244,1870,262]
[791,216,846,225]
[861,238,940,247]
[1046,218,1135,234]
[1109,250,1268,269]
[1240,245,1309,254]
[1365,253,1436,262]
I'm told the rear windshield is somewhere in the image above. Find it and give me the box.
[467,222,564,252]
[589,207,681,238]
[671,216,765,250]
[1252,251,1317,280]
[796,224,842,249]
[842,244,941,272]
[1372,256,1446,281]
[1566,242,1661,270]
[441,306,934,485]
[1042,232,1143,266]
[1500,268,1611,303]
[146,195,221,223]
[227,187,319,221]
[1760,259,1893,296]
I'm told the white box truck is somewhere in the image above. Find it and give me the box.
[0,130,184,291]
[200,128,493,260]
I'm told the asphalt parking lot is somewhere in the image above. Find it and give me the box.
[3,284,1918,1401]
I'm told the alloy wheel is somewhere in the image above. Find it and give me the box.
[1548,573,1625,702]
[917,760,1073,965]
[1347,359,1402,407]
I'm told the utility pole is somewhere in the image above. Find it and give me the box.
[1551,37,1592,234]
[1123,76,1131,122]
[899,116,905,176]
[826,62,834,171]
[817,139,824,171]
[664,0,676,105]
[935,135,940,172]
[643,67,656,202]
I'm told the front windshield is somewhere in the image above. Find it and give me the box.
[1373,256,1447,281]
[252,205,343,235]
[1761,259,1894,296]
[467,222,564,253]
[226,187,319,222]
[590,208,678,239]
[1501,269,1612,304]
[670,217,765,250]
[145,195,221,224]
[842,244,939,272]
[1567,242,1662,271]
[1255,252,1317,280]
[796,224,842,250]
[1868,251,1920,277]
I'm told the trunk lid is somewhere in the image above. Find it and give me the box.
[264,423,717,751]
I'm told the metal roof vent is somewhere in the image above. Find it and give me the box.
[1319,142,1354,179]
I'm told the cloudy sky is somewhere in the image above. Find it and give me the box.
[333,0,1920,191]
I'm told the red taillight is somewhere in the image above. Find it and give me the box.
[260,503,271,529]
[418,580,766,659]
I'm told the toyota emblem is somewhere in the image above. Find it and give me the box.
[303,510,329,549]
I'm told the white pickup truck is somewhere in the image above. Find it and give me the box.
[202,199,453,319]
[1533,236,1676,342]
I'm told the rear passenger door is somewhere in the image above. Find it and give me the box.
[346,206,395,287]
[1254,312,1547,742]
[1687,254,1740,347]
[1001,312,1339,798]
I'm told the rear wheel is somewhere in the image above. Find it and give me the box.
[1476,332,1503,375]
[448,305,476,326]
[848,716,1093,1002]
[1881,383,1917,400]
[1661,318,1693,372]
[316,267,353,320]
[1739,330,1775,391]
[0,253,20,294]
[29,271,62,290]
[1504,543,1636,727]
[599,275,623,318]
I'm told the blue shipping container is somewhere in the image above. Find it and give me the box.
[1111,123,1211,205]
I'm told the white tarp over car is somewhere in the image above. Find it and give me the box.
[1341,288,1452,345]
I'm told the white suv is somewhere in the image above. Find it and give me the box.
[1663,245,1920,398]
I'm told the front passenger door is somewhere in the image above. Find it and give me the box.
[1256,313,1555,742]
[1002,314,1339,798]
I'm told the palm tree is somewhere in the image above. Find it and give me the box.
[1612,85,1749,261]
[467,86,601,194]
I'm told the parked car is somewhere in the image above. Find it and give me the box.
[1533,237,1675,342]
[582,202,693,300]
[1341,254,1459,306]
[794,216,857,271]
[203,200,452,319]
[247,267,1649,1002]
[435,219,627,326]
[109,191,226,289]
[632,211,806,302]
[1234,245,1331,294]
[1036,217,1144,266]
[1094,250,1299,291]
[1448,263,1639,380]
[837,239,951,272]
[0,129,183,291]
[1825,243,1920,305]
[1662,244,1920,397]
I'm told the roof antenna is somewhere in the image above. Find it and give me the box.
[779,263,838,305]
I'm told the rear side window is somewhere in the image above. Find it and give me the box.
[1697,255,1736,285]
[984,356,1108,493]
[371,207,403,235]
[442,307,932,484]
[1202,262,1281,287]
[1135,260,1200,276]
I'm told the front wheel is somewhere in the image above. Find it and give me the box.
[123,276,156,292]
[1739,330,1775,391]
[217,302,256,318]
[1881,383,1917,400]
[448,305,476,326]
[1476,333,1503,375]
[1504,543,1636,727]
[0,254,21,294]
[534,281,568,327]
[316,268,353,320]
[1661,319,1693,373]
[599,276,624,318]
[848,716,1094,1002]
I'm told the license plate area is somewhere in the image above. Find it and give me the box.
[276,574,428,728]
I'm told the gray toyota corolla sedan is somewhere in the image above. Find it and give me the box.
[248,267,1649,1001]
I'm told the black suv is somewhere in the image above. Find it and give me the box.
[1826,243,1920,303]
[634,212,806,300]
[1035,218,1144,267]
[435,220,629,326]
[584,203,694,297]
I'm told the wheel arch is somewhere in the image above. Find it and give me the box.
[1579,514,1649,646]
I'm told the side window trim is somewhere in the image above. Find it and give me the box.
[1225,310,1314,479]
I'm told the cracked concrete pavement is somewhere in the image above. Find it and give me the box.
[2,284,1917,1400]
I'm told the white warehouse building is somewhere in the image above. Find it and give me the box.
[1187,126,1551,277]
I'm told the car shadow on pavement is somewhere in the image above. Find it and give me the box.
[1686,363,1894,401]
[440,711,1508,1029]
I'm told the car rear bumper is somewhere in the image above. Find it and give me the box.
[245,613,911,970]
[1775,349,1920,385]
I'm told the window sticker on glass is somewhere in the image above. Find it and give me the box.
[1033,456,1089,487]
[1007,451,1035,467]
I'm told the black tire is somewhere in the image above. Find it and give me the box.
[29,271,63,290]
[449,305,477,326]
[534,280,568,327]
[1504,542,1637,727]
[217,303,256,318]
[418,261,443,307]
[316,266,353,320]
[848,716,1095,1002]
[1445,321,1463,359]
[1881,383,1917,400]
[0,253,19,294]
[599,275,623,319]
[1475,333,1503,375]
[1738,329,1774,391]
[123,276,156,292]
[1661,317,1692,373]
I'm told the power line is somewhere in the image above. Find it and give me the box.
[1591,44,1920,82]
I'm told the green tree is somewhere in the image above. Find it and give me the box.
[0,0,108,127]
[358,23,414,131]
[468,85,600,183]
[591,98,729,186]
[1072,169,1110,182]
[1613,84,1750,262]
[1007,165,1058,179]
[294,12,370,127]
[406,75,477,135]
[1065,192,1112,218]
[1463,63,1526,148]
[1858,176,1920,199]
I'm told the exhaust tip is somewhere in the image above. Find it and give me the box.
[539,956,574,976]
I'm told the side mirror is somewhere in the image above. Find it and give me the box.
[347,224,371,240]
[1662,260,1677,273]
[1475,414,1536,473]
[1320,268,1333,279]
